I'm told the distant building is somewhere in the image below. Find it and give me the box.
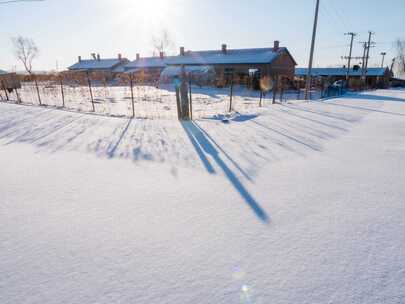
[165,41,297,87]
[121,53,167,82]
[295,67,392,89]
[159,65,216,85]
[0,70,21,92]
[68,54,129,80]
[121,41,297,87]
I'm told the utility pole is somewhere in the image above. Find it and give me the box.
[344,32,357,82]
[364,31,375,88]
[380,52,387,68]
[360,42,368,84]
[304,0,320,101]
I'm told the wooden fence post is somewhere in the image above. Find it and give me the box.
[189,77,193,120]
[229,74,234,112]
[1,80,8,101]
[175,85,181,120]
[130,73,135,118]
[86,71,95,112]
[272,76,278,104]
[259,90,263,107]
[279,77,284,103]
[15,88,20,103]
[60,76,65,107]
[33,75,41,105]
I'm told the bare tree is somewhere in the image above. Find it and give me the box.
[12,35,41,104]
[12,35,39,75]
[394,39,405,77]
[151,29,175,56]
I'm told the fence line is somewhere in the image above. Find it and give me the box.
[0,74,331,120]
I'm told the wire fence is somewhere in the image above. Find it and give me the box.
[0,74,328,120]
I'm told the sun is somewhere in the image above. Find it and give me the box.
[118,0,171,23]
[105,0,182,53]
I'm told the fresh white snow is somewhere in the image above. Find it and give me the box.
[1,89,405,303]
[1,82,316,119]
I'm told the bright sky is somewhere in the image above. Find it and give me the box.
[0,0,404,71]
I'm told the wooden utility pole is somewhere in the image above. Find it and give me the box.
[344,32,357,81]
[380,52,387,68]
[360,42,368,82]
[364,31,375,88]
[304,0,320,100]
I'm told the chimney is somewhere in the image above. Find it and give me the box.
[78,56,82,62]
[97,54,100,61]
[180,46,185,56]
[222,44,227,54]
[159,51,164,59]
[136,53,140,60]
[274,40,280,51]
[118,53,122,60]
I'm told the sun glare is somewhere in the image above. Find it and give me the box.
[121,0,171,23]
[111,0,180,40]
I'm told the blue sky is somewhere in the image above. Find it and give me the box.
[0,0,404,71]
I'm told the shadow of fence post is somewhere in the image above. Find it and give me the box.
[181,121,269,223]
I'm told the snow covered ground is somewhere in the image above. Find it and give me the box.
[1,89,405,303]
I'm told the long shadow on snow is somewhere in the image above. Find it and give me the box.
[281,104,359,123]
[250,120,322,152]
[347,93,405,103]
[315,100,405,117]
[181,121,269,223]
[107,118,132,158]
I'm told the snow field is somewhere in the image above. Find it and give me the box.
[1,89,405,303]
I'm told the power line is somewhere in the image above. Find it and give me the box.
[0,0,44,4]
[325,0,351,32]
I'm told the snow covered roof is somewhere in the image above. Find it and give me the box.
[0,69,8,75]
[68,58,128,71]
[165,47,293,66]
[295,67,390,77]
[124,57,167,70]
[160,65,215,77]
